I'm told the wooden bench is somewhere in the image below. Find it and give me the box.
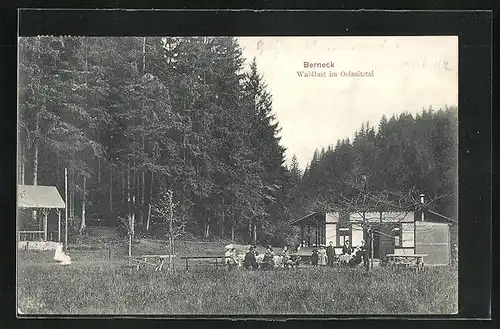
[126,255,176,271]
[180,256,227,271]
[386,254,427,272]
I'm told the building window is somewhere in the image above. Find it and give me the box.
[338,227,350,246]
[393,226,402,247]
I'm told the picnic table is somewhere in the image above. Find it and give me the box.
[180,255,227,271]
[386,254,427,272]
[126,255,176,271]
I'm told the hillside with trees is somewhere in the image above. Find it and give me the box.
[18,36,458,247]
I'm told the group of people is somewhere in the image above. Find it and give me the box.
[311,239,369,267]
[225,244,300,270]
[225,239,370,270]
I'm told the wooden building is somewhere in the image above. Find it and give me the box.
[290,209,454,266]
[17,185,66,242]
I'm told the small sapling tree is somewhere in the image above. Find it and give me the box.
[152,189,186,273]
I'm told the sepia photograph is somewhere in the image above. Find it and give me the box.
[17,35,458,315]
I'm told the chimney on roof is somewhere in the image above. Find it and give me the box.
[420,193,425,222]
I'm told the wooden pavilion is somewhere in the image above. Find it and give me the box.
[17,185,66,242]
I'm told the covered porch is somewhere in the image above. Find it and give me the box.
[17,185,66,242]
[290,212,326,247]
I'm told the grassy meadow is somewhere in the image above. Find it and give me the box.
[17,240,458,315]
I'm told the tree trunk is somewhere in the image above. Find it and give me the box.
[169,190,174,272]
[205,221,210,238]
[231,223,235,242]
[252,221,257,245]
[146,204,152,232]
[137,170,142,226]
[109,165,113,212]
[122,170,125,209]
[20,148,25,185]
[128,234,132,263]
[146,171,153,231]
[248,221,251,241]
[80,176,86,233]
[220,204,225,238]
[132,195,136,239]
[140,169,145,226]
[127,165,132,238]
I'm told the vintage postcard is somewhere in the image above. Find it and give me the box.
[17,35,458,315]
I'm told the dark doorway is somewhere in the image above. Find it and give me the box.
[379,224,396,260]
[373,231,381,258]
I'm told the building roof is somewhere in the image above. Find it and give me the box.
[17,185,66,209]
[426,209,457,223]
[290,212,320,226]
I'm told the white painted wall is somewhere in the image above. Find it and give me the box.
[394,248,415,255]
[351,223,364,247]
[326,212,339,223]
[402,222,415,248]
[326,223,336,245]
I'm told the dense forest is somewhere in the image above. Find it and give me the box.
[18,36,458,247]
[297,108,458,219]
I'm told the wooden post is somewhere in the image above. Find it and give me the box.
[57,210,61,242]
[185,258,189,271]
[43,210,48,241]
[364,213,369,272]
[370,231,374,269]
[64,168,68,253]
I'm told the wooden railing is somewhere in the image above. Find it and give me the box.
[18,231,59,242]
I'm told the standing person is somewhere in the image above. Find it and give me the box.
[319,246,327,265]
[326,241,336,267]
[311,249,319,266]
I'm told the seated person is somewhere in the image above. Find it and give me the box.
[243,245,258,270]
[282,246,294,268]
[262,245,275,270]
[289,254,301,267]
[342,240,353,255]
[224,246,237,268]
[349,246,363,267]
